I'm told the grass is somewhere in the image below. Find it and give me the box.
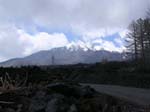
[0,73,28,93]
[0,61,149,89]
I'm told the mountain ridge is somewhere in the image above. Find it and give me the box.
[0,45,124,67]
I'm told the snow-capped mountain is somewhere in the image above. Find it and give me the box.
[0,44,125,67]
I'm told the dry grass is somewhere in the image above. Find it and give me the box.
[0,73,28,93]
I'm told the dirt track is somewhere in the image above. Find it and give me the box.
[82,84,150,107]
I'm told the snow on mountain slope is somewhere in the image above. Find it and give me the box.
[0,44,124,67]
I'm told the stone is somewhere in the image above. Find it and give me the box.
[29,91,47,112]
[46,93,69,112]
[81,85,96,97]
[46,98,58,112]
[68,104,77,112]
[4,108,15,112]
[47,83,81,98]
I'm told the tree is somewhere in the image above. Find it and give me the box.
[126,17,150,65]
[143,18,150,63]
[136,18,145,63]
[126,21,138,61]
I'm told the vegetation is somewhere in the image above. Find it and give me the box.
[0,61,150,89]
[126,9,150,67]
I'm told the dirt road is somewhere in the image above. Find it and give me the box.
[82,83,150,106]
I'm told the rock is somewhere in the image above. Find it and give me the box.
[4,108,15,112]
[47,83,82,98]
[68,104,77,112]
[46,98,58,112]
[79,98,102,112]
[16,104,23,112]
[81,85,96,97]
[29,100,46,112]
[17,97,30,112]
[0,82,144,112]
[50,93,64,99]
[46,93,70,112]
[29,91,47,112]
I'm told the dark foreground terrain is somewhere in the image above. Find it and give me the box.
[0,82,149,112]
[0,61,150,112]
[0,61,150,88]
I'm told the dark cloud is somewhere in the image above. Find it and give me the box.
[0,0,149,29]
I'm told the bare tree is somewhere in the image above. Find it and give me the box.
[126,21,138,61]
[126,16,150,65]
[136,18,145,63]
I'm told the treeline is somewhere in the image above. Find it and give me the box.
[0,62,150,88]
[126,9,150,66]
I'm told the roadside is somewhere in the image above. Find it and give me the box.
[82,83,150,107]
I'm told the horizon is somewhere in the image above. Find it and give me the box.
[0,0,149,62]
[0,46,124,65]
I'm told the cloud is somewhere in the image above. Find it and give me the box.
[18,30,69,55]
[0,0,149,61]
[0,25,25,60]
[0,0,149,29]
[0,25,69,61]
[0,56,7,62]
[100,41,125,52]
[92,39,125,52]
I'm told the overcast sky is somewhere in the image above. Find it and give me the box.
[0,0,149,62]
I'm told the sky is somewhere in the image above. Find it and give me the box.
[0,0,149,62]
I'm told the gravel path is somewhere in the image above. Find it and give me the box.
[82,84,150,106]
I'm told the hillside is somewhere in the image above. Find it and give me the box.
[0,46,124,67]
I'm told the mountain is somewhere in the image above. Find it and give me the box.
[0,44,125,67]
